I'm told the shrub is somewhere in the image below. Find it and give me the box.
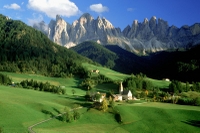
[73,110,80,120]
[194,97,200,106]
[115,112,122,124]
[177,97,194,105]
[0,73,12,85]
[0,127,3,133]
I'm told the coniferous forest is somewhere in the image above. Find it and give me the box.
[0,14,92,78]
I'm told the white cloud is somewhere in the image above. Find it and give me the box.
[27,0,80,18]
[90,3,109,13]
[3,3,21,10]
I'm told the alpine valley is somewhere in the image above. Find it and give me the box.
[33,13,200,54]
[1,11,200,133]
[33,13,200,82]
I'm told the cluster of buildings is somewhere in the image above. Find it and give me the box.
[93,82,133,102]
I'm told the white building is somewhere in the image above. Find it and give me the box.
[113,82,132,101]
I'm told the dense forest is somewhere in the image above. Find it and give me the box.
[0,13,200,82]
[72,41,200,82]
[0,14,92,78]
[71,41,118,68]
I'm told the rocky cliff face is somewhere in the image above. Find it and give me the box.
[33,13,200,54]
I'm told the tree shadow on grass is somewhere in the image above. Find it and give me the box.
[73,102,92,107]
[52,108,64,121]
[41,109,55,117]
[53,107,61,114]
[182,120,200,128]
[65,95,86,102]
[56,115,64,121]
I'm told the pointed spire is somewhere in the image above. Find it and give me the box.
[119,82,123,94]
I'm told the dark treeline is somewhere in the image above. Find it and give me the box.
[123,73,153,95]
[19,79,66,94]
[0,73,12,85]
[72,41,200,82]
[169,80,200,93]
[0,14,92,78]
[122,74,200,106]
[80,74,113,90]
[168,80,200,106]
[71,41,118,68]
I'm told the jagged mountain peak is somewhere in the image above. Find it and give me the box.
[143,18,149,24]
[151,16,157,20]
[79,13,94,24]
[33,13,200,54]
[56,15,62,21]
[80,13,93,18]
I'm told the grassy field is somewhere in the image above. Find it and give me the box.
[0,85,80,133]
[0,70,200,132]
[32,102,200,133]
[83,63,170,89]
[1,87,199,133]
[115,102,200,133]
[1,72,86,96]
[82,63,129,81]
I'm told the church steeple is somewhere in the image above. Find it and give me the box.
[119,82,123,94]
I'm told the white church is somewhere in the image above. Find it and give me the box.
[113,82,132,101]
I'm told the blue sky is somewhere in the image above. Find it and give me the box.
[0,0,200,30]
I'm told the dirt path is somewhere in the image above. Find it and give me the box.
[28,107,82,133]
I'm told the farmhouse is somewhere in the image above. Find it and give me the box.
[113,82,132,101]
[91,69,100,74]
[92,92,106,102]
[113,94,122,101]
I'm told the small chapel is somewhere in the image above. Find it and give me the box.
[113,82,132,101]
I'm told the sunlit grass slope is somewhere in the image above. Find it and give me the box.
[0,85,78,132]
[83,63,170,88]
[33,102,200,133]
[82,63,129,81]
[1,72,86,96]
[115,102,200,133]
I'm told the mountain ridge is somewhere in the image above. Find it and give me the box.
[34,13,200,54]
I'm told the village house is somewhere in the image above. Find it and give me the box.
[92,92,106,102]
[91,69,100,74]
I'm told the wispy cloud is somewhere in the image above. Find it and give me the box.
[90,3,109,13]
[27,0,80,18]
[27,13,44,26]
[3,3,21,10]
[127,8,134,12]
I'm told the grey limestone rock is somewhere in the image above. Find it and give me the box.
[33,13,200,54]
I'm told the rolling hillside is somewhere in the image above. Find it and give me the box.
[72,41,200,82]
[71,41,149,74]
[0,14,92,78]
[71,41,118,68]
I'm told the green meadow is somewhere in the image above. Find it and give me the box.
[0,65,199,133]
[82,63,129,81]
[115,103,200,133]
[1,72,86,96]
[0,85,74,133]
[83,63,170,88]
[31,103,200,133]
